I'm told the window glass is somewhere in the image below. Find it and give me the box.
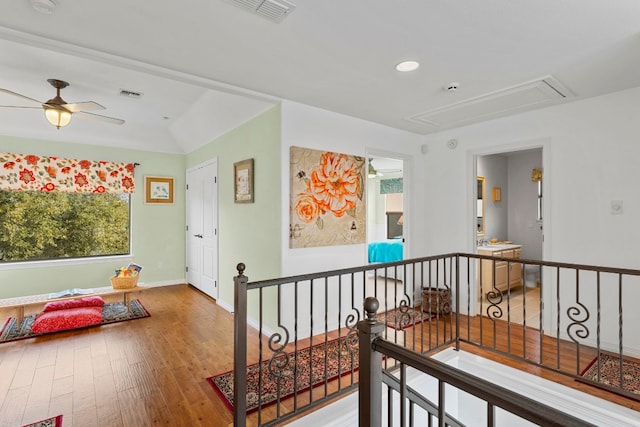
[0,190,130,262]
[537,181,543,221]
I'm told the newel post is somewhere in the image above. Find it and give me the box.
[358,297,384,427]
[233,263,248,427]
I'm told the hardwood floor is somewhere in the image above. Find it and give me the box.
[0,284,240,427]
[1,284,638,427]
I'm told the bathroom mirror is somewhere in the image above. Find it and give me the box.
[477,176,485,236]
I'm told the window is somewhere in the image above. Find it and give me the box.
[537,180,543,221]
[0,152,135,263]
[0,190,130,262]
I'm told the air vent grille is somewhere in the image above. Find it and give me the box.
[225,0,295,23]
[407,76,573,130]
[119,89,143,98]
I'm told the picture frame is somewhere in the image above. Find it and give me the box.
[145,176,174,204]
[492,187,502,202]
[234,158,254,203]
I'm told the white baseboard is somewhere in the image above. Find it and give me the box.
[216,299,233,313]
[137,279,186,288]
[215,298,274,339]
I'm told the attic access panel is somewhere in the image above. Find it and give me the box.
[407,76,573,130]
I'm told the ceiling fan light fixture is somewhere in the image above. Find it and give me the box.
[44,106,71,129]
[368,162,381,178]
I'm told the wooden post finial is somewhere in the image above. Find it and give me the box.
[364,297,379,323]
[236,263,246,277]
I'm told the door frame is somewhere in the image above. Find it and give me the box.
[186,158,219,300]
[467,137,551,322]
[365,149,412,261]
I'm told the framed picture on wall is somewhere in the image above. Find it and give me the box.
[145,176,174,204]
[234,158,254,203]
[492,187,502,202]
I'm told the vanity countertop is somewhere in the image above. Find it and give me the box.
[477,244,522,253]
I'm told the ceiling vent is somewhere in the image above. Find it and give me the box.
[407,76,573,130]
[225,0,296,23]
[119,89,143,99]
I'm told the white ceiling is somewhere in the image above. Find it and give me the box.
[0,0,639,154]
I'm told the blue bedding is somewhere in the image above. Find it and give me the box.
[368,240,403,263]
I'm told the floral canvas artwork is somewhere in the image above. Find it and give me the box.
[290,146,366,248]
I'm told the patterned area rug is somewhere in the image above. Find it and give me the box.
[208,336,359,412]
[377,306,432,330]
[579,353,640,400]
[22,414,63,427]
[0,299,149,343]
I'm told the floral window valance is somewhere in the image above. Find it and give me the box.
[0,152,135,194]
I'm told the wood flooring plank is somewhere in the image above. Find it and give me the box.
[94,373,125,427]
[0,385,29,427]
[50,374,73,399]
[48,392,72,424]
[117,386,151,427]
[35,344,58,369]
[25,365,54,411]
[72,406,98,427]
[72,345,96,413]
[53,344,74,380]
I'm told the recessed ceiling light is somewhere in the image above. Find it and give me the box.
[29,0,56,14]
[395,60,420,72]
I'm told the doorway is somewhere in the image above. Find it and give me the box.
[186,160,219,300]
[475,148,543,327]
[366,154,407,305]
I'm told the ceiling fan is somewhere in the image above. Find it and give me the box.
[0,78,125,129]
[368,157,402,178]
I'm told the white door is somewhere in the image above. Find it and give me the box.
[186,161,218,299]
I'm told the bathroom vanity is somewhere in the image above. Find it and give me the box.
[477,244,522,294]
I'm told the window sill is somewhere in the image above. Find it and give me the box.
[0,255,133,271]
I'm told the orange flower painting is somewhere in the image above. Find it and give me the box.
[290,146,366,248]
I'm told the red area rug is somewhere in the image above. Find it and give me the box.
[579,353,640,400]
[22,414,63,427]
[377,306,433,330]
[207,336,358,412]
[0,299,150,343]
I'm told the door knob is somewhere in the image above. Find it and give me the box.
[194,234,203,238]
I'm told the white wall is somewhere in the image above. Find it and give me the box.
[279,101,424,337]
[367,177,387,242]
[507,149,543,260]
[477,154,508,241]
[422,86,640,266]
[280,101,425,276]
[421,85,640,354]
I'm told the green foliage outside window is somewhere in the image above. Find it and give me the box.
[0,190,130,262]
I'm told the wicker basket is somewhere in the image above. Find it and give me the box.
[110,275,139,289]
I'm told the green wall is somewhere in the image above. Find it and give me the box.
[0,135,186,298]
[186,105,282,311]
[0,105,282,312]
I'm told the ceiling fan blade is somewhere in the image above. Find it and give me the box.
[62,101,105,113]
[0,88,43,106]
[0,105,41,109]
[75,111,125,125]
